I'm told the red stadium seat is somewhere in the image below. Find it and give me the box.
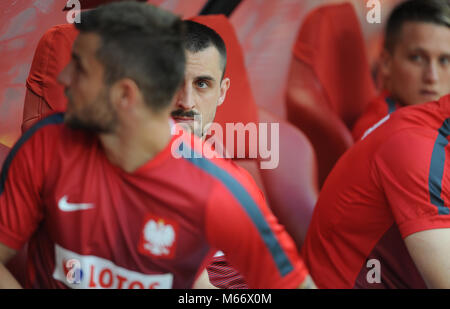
[22,24,78,133]
[286,3,376,187]
[258,108,318,247]
[192,15,319,249]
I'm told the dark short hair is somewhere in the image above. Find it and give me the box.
[385,0,450,52]
[75,2,186,110]
[183,20,227,77]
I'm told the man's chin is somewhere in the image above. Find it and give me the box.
[64,113,79,128]
[418,94,441,104]
[173,120,203,136]
[64,115,102,133]
[404,95,440,106]
[174,119,193,126]
[64,118,90,131]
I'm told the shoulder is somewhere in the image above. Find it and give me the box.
[12,113,65,153]
[10,113,96,164]
[371,105,447,182]
[21,112,92,145]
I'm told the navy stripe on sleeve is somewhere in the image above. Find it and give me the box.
[0,113,65,195]
[428,118,450,215]
[177,142,294,276]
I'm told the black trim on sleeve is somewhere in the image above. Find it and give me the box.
[0,113,65,195]
[428,118,450,215]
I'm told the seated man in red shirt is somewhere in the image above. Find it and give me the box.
[303,93,450,288]
[173,20,245,289]
[352,0,450,140]
[0,2,312,289]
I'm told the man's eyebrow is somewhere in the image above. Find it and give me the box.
[409,48,450,58]
[72,52,86,68]
[408,47,426,53]
[195,75,216,82]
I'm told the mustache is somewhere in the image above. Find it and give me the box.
[171,109,200,118]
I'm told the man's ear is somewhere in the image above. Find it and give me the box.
[380,49,393,79]
[111,78,140,110]
[218,77,230,107]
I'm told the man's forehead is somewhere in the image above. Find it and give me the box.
[185,46,223,78]
[397,21,450,49]
[73,32,102,56]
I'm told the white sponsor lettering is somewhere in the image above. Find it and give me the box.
[53,244,173,289]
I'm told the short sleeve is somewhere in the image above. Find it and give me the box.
[0,128,46,250]
[374,129,450,238]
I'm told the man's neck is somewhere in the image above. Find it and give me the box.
[99,117,172,173]
[384,84,405,107]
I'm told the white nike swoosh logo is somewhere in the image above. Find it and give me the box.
[58,195,94,212]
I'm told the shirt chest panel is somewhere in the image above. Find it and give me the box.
[40,156,211,284]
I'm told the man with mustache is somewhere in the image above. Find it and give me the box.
[171,20,230,139]
[174,20,250,289]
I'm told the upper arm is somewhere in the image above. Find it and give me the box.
[192,268,218,289]
[375,130,450,236]
[375,130,450,288]
[0,242,17,264]
[404,228,450,288]
[0,128,46,250]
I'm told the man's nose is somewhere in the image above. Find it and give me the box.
[423,61,439,84]
[58,61,73,87]
[175,82,195,110]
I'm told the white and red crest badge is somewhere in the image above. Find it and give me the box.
[139,215,178,259]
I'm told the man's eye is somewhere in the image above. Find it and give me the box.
[439,56,450,66]
[75,62,84,73]
[409,54,423,63]
[196,80,208,89]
